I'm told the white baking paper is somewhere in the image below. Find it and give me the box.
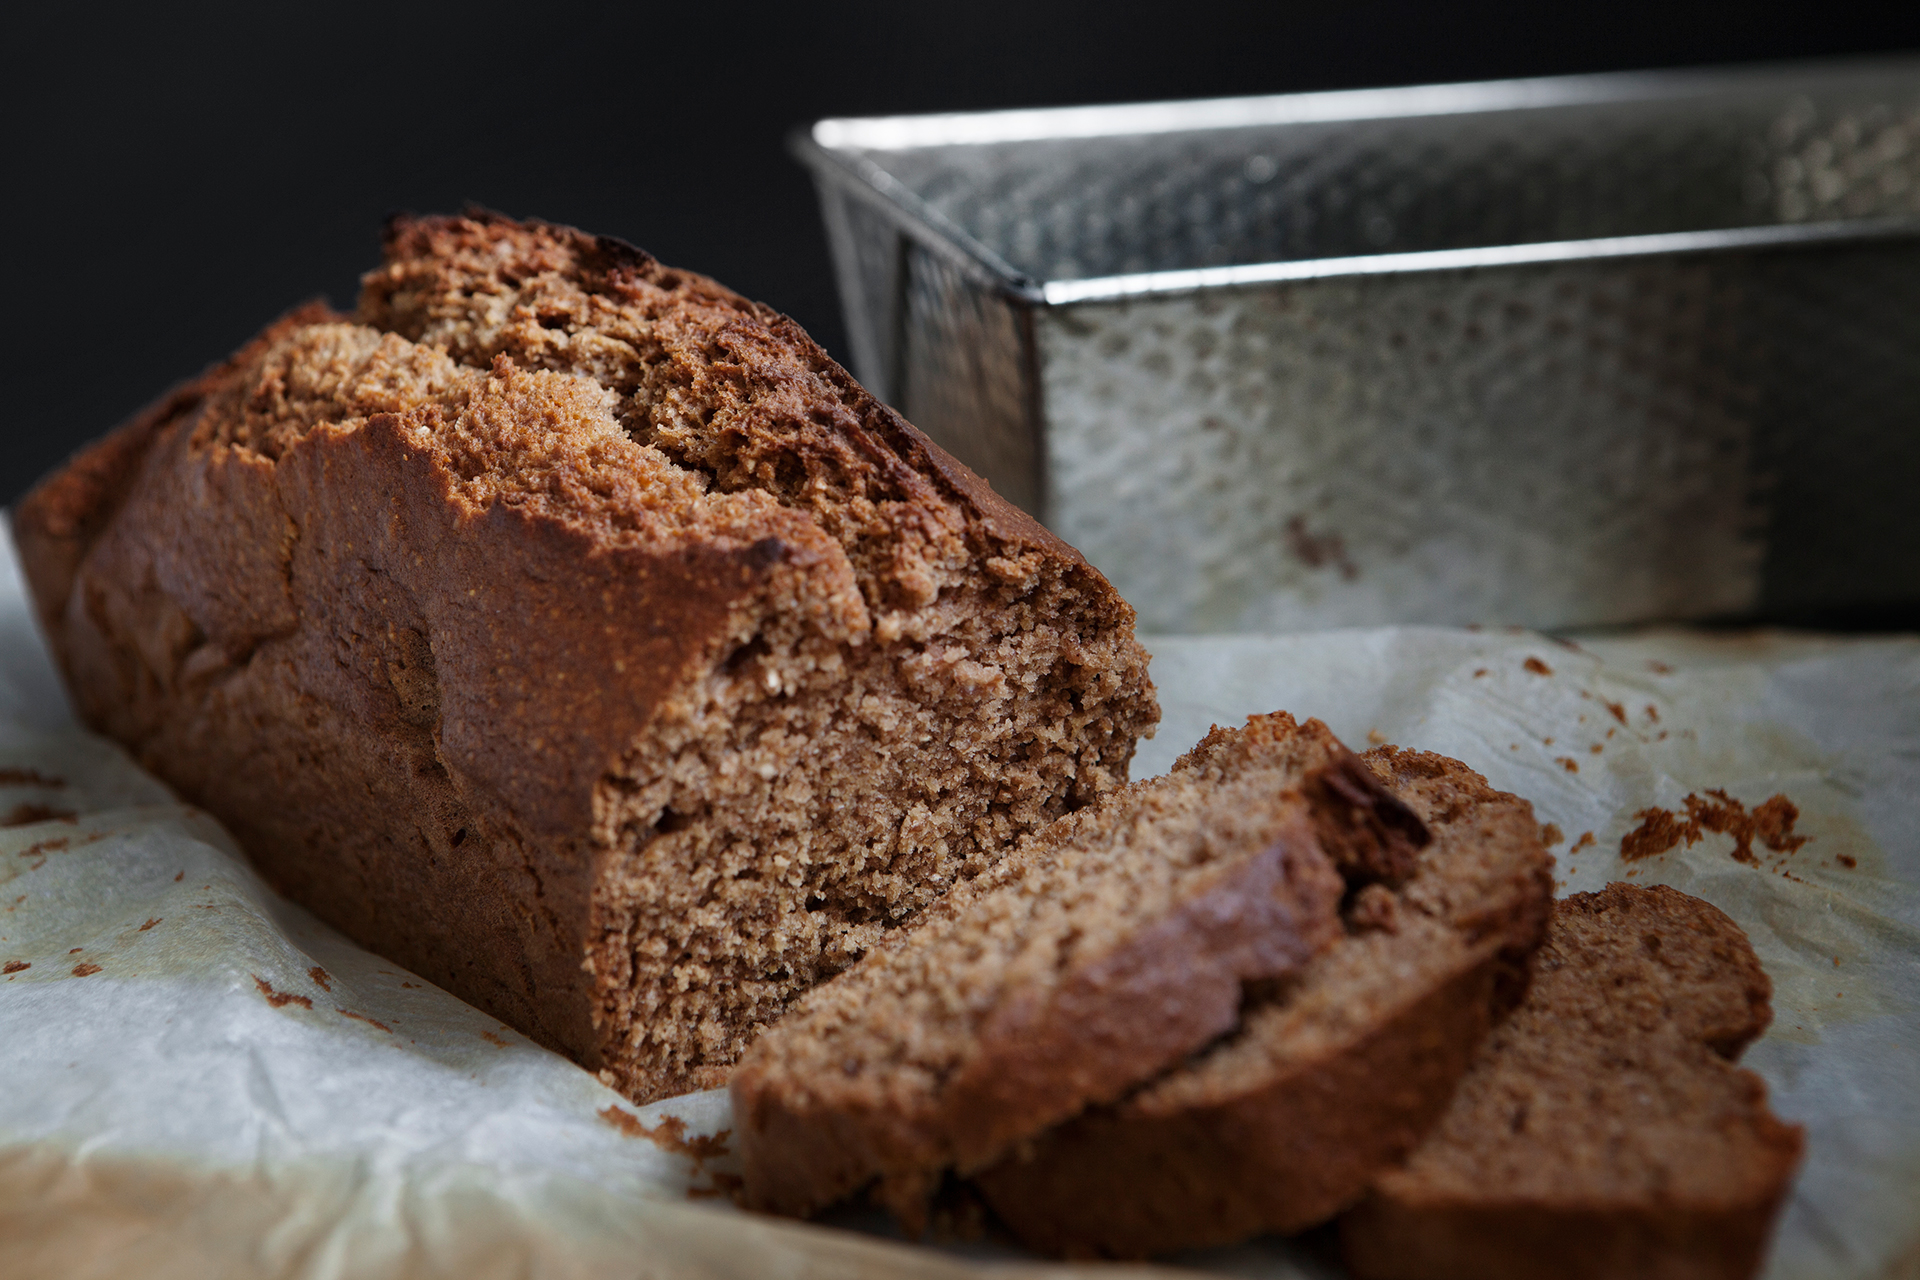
[1,521,1914,1280]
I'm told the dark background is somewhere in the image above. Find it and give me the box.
[5,1,1918,503]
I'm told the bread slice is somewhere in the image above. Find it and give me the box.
[10,211,1158,1103]
[1339,882,1804,1280]
[731,714,1418,1222]
[973,744,1554,1257]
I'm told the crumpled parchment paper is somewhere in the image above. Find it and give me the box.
[1,521,1914,1280]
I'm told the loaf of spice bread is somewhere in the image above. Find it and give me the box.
[10,211,1159,1103]
[1339,882,1804,1280]
[973,740,1555,1256]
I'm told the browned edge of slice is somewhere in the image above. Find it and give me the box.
[1339,883,1806,1280]
[976,948,1503,1258]
[1339,1165,1803,1280]
[935,806,1348,1174]
[973,745,1554,1258]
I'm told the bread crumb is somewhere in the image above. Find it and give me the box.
[338,1008,392,1032]
[252,975,312,1009]
[1619,791,1809,865]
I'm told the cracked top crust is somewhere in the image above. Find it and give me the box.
[13,212,1141,840]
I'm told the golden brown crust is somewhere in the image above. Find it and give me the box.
[971,745,1554,1258]
[1339,883,1804,1280]
[11,302,339,646]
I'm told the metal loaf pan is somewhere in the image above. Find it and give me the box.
[794,59,1920,632]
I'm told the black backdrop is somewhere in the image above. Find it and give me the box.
[5,1,1917,503]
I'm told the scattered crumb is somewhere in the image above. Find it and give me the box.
[1605,728,1615,739]
[1645,704,1660,723]
[1523,657,1553,676]
[1556,757,1580,773]
[309,965,332,992]
[1473,668,1489,678]
[1366,728,1387,745]
[400,981,418,989]
[1657,731,1669,741]
[3,802,76,826]
[17,836,71,872]
[69,947,83,954]
[173,871,184,882]
[253,975,313,1010]
[338,1008,391,1032]
[1836,854,1857,869]
[1647,660,1673,674]
[481,1030,510,1048]
[71,962,102,977]
[1570,832,1595,853]
[599,1104,647,1138]
[598,1106,735,1160]
[1549,636,1583,652]
[138,918,161,931]
[1540,823,1564,847]
[0,768,66,788]
[2,961,27,974]
[1543,737,1554,746]
[1590,743,1604,754]
[1619,791,1810,865]
[1601,699,1626,724]
[1284,516,1359,581]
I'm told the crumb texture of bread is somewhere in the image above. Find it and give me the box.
[9,211,1158,1102]
[975,742,1554,1258]
[731,713,1359,1221]
[1340,882,1804,1280]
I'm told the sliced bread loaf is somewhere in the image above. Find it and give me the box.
[1339,882,1804,1280]
[974,743,1554,1257]
[730,713,1406,1222]
[11,211,1158,1103]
